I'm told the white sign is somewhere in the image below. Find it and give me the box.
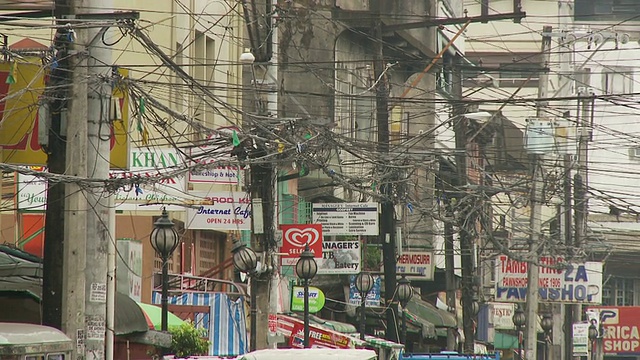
[495,255,603,303]
[317,239,361,274]
[186,192,251,230]
[111,147,187,211]
[17,168,47,210]
[573,322,590,357]
[312,202,379,236]
[116,239,142,302]
[187,128,242,184]
[396,251,435,280]
[489,302,515,330]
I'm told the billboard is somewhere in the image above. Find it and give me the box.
[0,63,129,168]
[495,255,602,303]
[586,306,640,355]
[312,202,379,236]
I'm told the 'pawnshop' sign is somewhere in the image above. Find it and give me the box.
[495,255,602,303]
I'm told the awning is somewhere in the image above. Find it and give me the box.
[405,297,457,329]
[350,333,404,350]
[277,314,356,349]
[285,312,357,334]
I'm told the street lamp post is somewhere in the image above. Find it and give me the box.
[230,238,258,351]
[149,208,179,332]
[396,276,414,346]
[295,245,318,348]
[512,304,526,360]
[589,322,598,360]
[541,312,553,360]
[355,272,374,341]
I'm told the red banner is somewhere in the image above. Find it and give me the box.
[587,306,640,354]
[288,322,352,349]
[280,224,323,265]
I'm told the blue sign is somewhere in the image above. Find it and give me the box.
[348,275,381,307]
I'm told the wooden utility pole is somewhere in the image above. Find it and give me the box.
[42,0,72,330]
[370,0,399,343]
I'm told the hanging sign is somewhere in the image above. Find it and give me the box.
[187,126,241,184]
[280,224,323,266]
[348,275,381,307]
[586,306,640,354]
[317,239,361,274]
[396,251,435,280]
[572,323,590,357]
[495,255,603,303]
[185,192,251,230]
[17,167,47,211]
[312,202,379,236]
[290,286,326,313]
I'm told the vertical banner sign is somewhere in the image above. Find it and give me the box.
[17,167,47,210]
[495,255,603,303]
[586,307,640,354]
[280,224,323,266]
[116,239,143,302]
[573,322,590,357]
[348,275,382,307]
[396,251,435,280]
[317,239,361,274]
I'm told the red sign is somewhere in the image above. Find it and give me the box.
[587,306,640,354]
[280,224,323,265]
[288,322,351,349]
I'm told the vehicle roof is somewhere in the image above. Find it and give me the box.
[237,349,378,360]
[0,323,72,345]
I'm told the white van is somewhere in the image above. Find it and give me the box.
[0,323,73,360]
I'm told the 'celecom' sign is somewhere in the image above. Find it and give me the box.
[495,255,602,303]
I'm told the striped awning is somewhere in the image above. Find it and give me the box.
[350,334,405,350]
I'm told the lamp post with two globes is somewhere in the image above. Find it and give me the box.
[355,272,374,341]
[512,304,526,360]
[230,238,259,351]
[396,276,414,345]
[295,245,318,348]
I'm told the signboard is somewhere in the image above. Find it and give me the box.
[489,302,515,330]
[495,255,603,303]
[317,239,361,274]
[116,239,142,302]
[188,127,241,184]
[573,322,590,357]
[280,224,323,266]
[396,251,435,280]
[586,306,640,354]
[348,274,381,307]
[288,322,351,349]
[17,167,47,210]
[111,147,187,211]
[312,202,379,236]
[185,192,251,230]
[0,64,129,168]
[291,286,325,313]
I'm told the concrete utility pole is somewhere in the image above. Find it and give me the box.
[370,0,399,343]
[62,0,115,358]
[525,25,553,360]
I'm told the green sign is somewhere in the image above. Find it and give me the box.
[291,286,325,313]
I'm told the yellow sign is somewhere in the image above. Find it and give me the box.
[0,62,129,168]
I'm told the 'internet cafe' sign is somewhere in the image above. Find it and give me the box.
[291,286,325,313]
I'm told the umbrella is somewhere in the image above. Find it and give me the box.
[136,302,185,330]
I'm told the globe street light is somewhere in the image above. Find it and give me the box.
[589,322,599,360]
[149,208,179,332]
[396,276,414,345]
[541,312,553,360]
[295,245,318,348]
[512,304,526,360]
[231,238,258,351]
[355,272,374,341]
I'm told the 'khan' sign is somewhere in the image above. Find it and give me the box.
[495,255,602,303]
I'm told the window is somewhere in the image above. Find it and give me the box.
[603,70,634,94]
[575,0,640,22]
[602,277,635,306]
[499,63,539,81]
